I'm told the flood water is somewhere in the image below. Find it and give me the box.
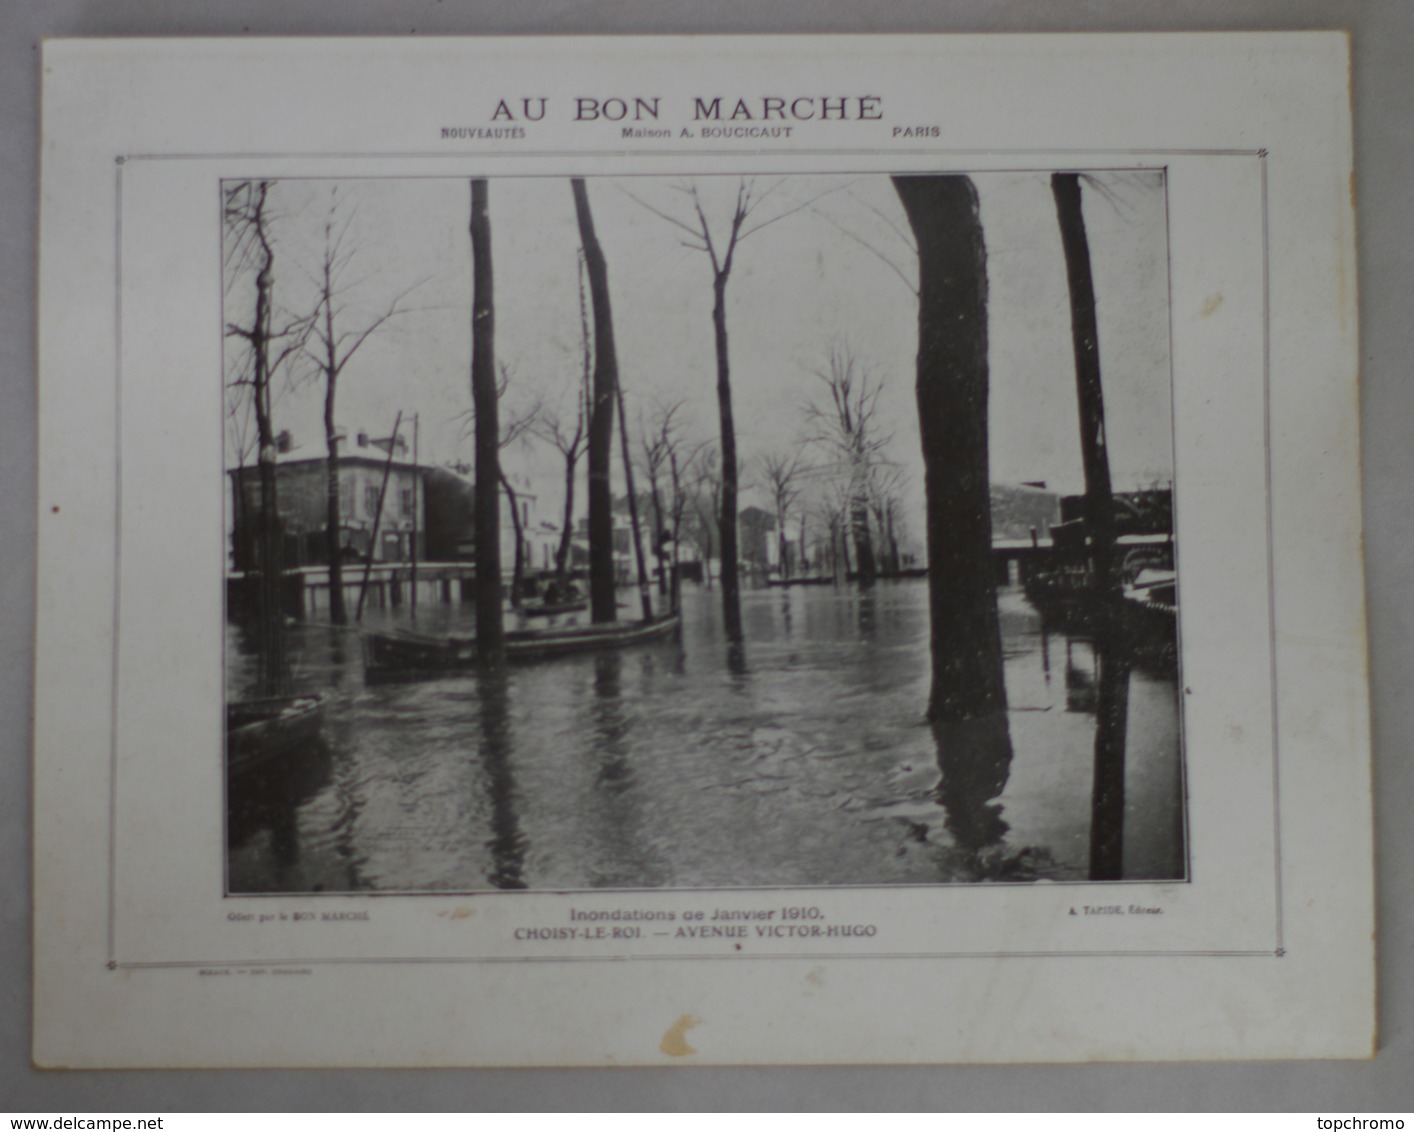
[226,578,1185,893]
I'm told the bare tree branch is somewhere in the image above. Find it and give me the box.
[807,203,919,296]
[616,184,710,251]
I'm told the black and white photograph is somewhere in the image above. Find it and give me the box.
[222,169,1183,895]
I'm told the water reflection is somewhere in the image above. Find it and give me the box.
[856,590,877,639]
[578,652,668,887]
[932,713,1013,852]
[1065,639,1098,713]
[227,734,334,888]
[592,653,631,791]
[475,667,526,890]
[226,579,1184,891]
[1088,618,1133,882]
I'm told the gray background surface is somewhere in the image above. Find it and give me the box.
[3,0,1409,1112]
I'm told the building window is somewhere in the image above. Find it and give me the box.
[365,484,380,517]
[401,488,414,517]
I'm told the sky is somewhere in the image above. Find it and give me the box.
[223,170,1173,540]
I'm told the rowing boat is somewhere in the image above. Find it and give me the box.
[226,693,327,775]
[505,613,679,660]
[361,628,477,674]
[362,614,680,681]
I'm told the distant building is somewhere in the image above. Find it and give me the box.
[990,482,1062,542]
[1058,487,1173,538]
[574,504,634,585]
[228,427,425,571]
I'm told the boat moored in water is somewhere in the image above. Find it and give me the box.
[361,628,478,675]
[226,693,328,775]
[362,614,680,681]
[1120,568,1177,638]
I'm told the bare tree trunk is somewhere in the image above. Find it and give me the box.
[312,215,348,628]
[1051,173,1119,596]
[410,414,419,619]
[300,189,420,629]
[650,482,668,595]
[250,245,285,687]
[355,411,403,622]
[470,178,504,662]
[1052,173,1129,880]
[712,278,743,643]
[553,252,590,589]
[255,452,285,690]
[625,176,810,640]
[868,499,887,577]
[571,179,619,624]
[500,472,526,608]
[851,497,876,587]
[669,527,681,612]
[643,434,668,597]
[556,453,577,587]
[894,175,1009,725]
[668,450,684,613]
[322,373,346,625]
[614,381,654,622]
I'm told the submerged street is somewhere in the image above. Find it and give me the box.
[226,578,1184,894]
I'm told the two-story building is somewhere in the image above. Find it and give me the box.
[229,428,426,571]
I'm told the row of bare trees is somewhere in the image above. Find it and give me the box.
[224,180,425,657]
[468,177,689,662]
[223,172,1006,713]
[740,343,916,587]
[229,171,1127,777]
[557,171,1014,731]
[225,175,914,667]
[223,181,297,693]
[464,176,812,659]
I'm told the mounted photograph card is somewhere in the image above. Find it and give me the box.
[34,33,1372,1066]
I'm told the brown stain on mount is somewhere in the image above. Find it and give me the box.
[1335,231,1349,335]
[659,1014,700,1057]
[1339,163,1356,337]
[1200,293,1223,318]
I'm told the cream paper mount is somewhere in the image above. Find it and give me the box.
[34,34,1371,1067]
